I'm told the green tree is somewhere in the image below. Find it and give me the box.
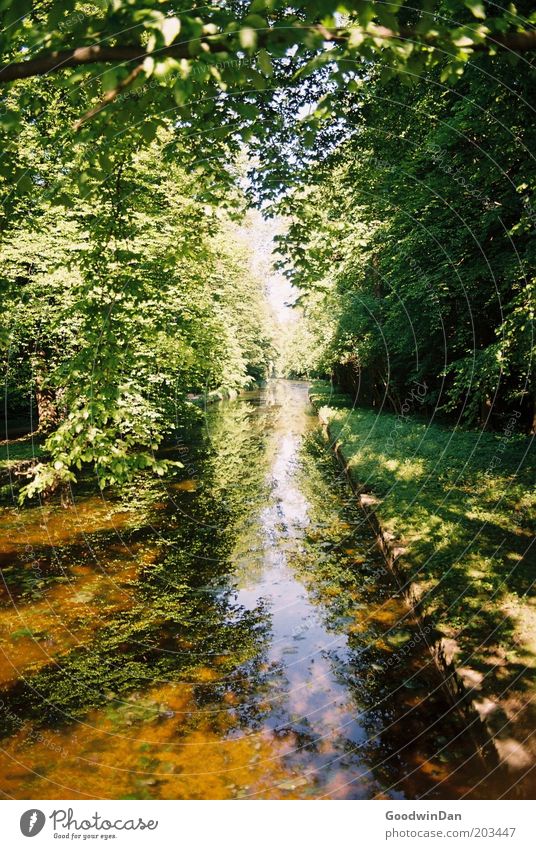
[274,55,535,430]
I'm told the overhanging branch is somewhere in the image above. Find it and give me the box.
[1,26,536,85]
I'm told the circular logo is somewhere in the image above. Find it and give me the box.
[20,810,46,837]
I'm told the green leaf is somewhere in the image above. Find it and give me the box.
[239,27,257,49]
[161,16,181,46]
[257,48,273,77]
[464,0,486,19]
[102,69,119,92]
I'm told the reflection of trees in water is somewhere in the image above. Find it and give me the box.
[0,391,491,799]
[296,430,485,799]
[0,398,274,737]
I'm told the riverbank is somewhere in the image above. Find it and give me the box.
[0,384,264,502]
[0,435,44,499]
[310,380,536,792]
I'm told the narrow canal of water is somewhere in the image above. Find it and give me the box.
[0,380,493,799]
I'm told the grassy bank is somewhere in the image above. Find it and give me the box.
[310,380,536,776]
[0,436,44,499]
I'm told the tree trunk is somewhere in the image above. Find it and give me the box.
[32,351,58,433]
[479,395,492,429]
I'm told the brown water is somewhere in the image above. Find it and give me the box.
[0,380,497,799]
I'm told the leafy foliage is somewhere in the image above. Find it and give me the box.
[1,131,273,497]
[276,59,535,430]
[1,1,535,500]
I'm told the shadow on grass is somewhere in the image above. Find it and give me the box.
[311,381,536,790]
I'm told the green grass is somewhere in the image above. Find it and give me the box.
[310,380,536,716]
[0,436,45,498]
[0,435,45,469]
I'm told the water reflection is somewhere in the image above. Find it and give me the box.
[0,380,496,798]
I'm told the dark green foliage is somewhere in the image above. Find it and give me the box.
[277,59,535,432]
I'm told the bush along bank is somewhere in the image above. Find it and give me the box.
[310,381,536,791]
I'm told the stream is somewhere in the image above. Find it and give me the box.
[0,380,495,799]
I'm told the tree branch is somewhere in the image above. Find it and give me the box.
[0,41,209,83]
[72,62,145,131]
[1,26,535,85]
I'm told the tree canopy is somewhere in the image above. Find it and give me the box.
[1,1,534,499]
[1,2,535,196]
[275,55,535,429]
